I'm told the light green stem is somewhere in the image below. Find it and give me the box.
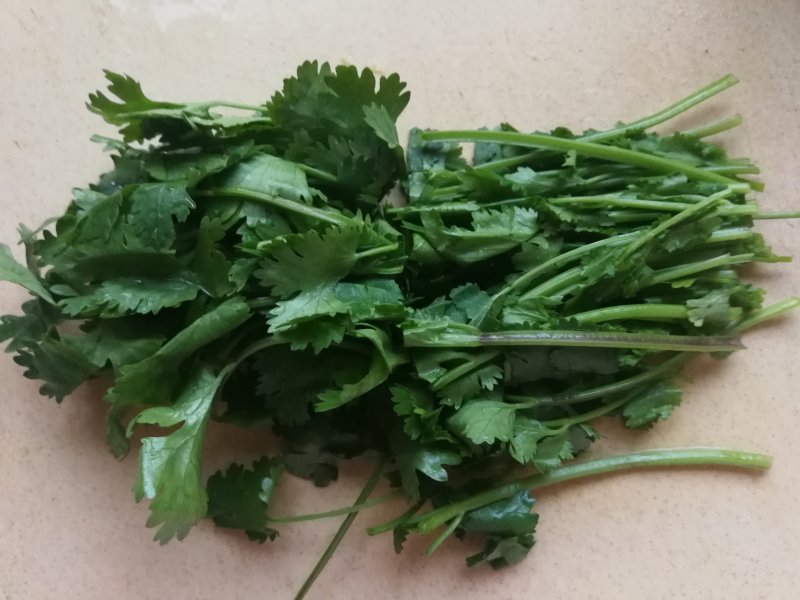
[420,130,744,188]
[406,447,771,534]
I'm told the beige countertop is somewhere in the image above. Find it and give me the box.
[1,1,799,598]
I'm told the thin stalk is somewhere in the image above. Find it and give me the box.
[571,303,688,325]
[521,265,584,299]
[474,76,739,172]
[581,75,740,142]
[753,210,800,220]
[420,130,744,188]
[501,232,639,298]
[193,100,270,113]
[201,188,350,226]
[705,163,760,176]
[297,164,338,183]
[366,501,425,536]
[620,191,730,260]
[650,253,754,284]
[733,297,800,332]
[431,350,501,391]
[540,391,635,428]
[548,195,757,217]
[267,492,403,523]
[506,353,690,407]
[405,448,771,534]
[404,329,743,353]
[295,458,385,600]
[425,513,464,555]
[353,243,400,260]
[682,114,744,138]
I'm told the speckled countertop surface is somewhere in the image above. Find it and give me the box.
[1,1,799,599]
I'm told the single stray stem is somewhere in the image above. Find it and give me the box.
[366,500,425,536]
[295,458,385,600]
[426,513,464,555]
[405,448,771,534]
[681,114,744,138]
[267,492,403,523]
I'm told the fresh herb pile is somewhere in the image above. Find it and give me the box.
[1,62,796,592]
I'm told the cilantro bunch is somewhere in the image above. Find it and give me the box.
[0,63,795,594]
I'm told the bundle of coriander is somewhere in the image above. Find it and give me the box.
[1,62,796,594]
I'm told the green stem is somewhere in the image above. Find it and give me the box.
[581,74,739,142]
[681,114,744,138]
[733,297,800,332]
[193,100,270,113]
[203,187,350,226]
[620,191,730,259]
[503,232,639,298]
[404,329,743,352]
[297,164,339,183]
[571,303,689,325]
[541,390,635,428]
[267,492,403,523]
[406,447,770,534]
[431,350,500,391]
[366,500,425,536]
[295,458,385,600]
[420,130,744,188]
[353,243,400,260]
[506,353,689,407]
[753,210,800,220]
[650,253,754,284]
[548,195,756,217]
[426,512,464,555]
[473,75,739,171]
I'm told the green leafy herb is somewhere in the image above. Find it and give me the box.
[1,64,796,599]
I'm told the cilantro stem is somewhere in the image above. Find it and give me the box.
[582,74,740,142]
[651,253,754,284]
[548,195,756,216]
[267,491,403,523]
[192,100,270,113]
[404,447,770,534]
[203,187,350,226]
[297,164,338,183]
[506,353,689,407]
[404,330,743,352]
[295,457,385,600]
[753,210,800,220]
[353,243,401,260]
[540,389,638,427]
[499,231,638,299]
[425,512,464,555]
[473,75,739,172]
[681,114,744,139]
[570,303,689,325]
[366,500,425,536]
[430,350,500,391]
[733,297,800,332]
[420,130,744,187]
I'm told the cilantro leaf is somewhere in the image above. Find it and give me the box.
[106,298,250,406]
[447,400,517,445]
[623,381,683,428]
[126,183,195,251]
[0,243,54,303]
[316,327,406,411]
[131,367,221,543]
[206,457,283,542]
[59,277,200,317]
